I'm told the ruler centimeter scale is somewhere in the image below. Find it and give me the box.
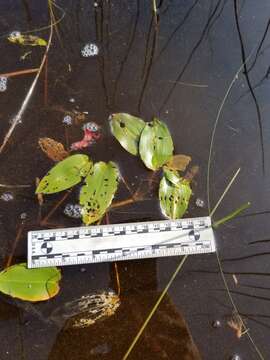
[27,216,216,268]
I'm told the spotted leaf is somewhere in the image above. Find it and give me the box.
[36,154,92,194]
[139,118,174,171]
[159,177,192,219]
[80,161,119,225]
[0,263,61,302]
[109,113,146,155]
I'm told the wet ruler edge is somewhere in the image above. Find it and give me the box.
[27,216,216,268]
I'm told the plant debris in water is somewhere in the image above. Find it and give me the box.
[38,137,69,162]
[165,154,191,171]
[7,31,47,46]
[71,122,101,150]
[51,291,120,329]
[0,263,61,302]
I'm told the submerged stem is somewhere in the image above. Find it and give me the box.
[122,255,188,360]
[209,167,241,218]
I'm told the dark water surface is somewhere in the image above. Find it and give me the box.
[1,0,270,359]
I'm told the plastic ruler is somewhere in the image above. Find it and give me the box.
[27,216,216,268]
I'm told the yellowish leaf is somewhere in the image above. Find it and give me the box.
[165,154,191,172]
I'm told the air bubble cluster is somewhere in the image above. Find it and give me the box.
[83,122,99,132]
[64,203,82,219]
[195,198,205,208]
[0,77,8,92]
[63,115,73,126]
[81,43,99,57]
[9,31,21,40]
[0,192,14,202]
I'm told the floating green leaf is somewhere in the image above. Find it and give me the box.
[0,263,61,302]
[139,118,174,171]
[80,161,119,225]
[36,154,92,194]
[109,113,146,155]
[159,177,192,219]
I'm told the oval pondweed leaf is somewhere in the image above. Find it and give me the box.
[139,118,174,171]
[0,263,61,302]
[159,177,192,219]
[36,154,92,194]
[109,113,146,155]
[80,161,119,225]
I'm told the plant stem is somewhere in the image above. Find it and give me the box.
[0,183,31,188]
[5,223,25,268]
[0,68,39,78]
[152,0,158,26]
[122,255,187,360]
[213,202,250,228]
[40,189,72,225]
[110,198,135,209]
[209,167,241,218]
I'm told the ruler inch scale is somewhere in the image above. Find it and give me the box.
[27,216,216,268]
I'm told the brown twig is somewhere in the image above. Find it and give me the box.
[44,56,48,106]
[5,223,25,268]
[40,189,72,226]
[114,262,121,297]
[0,68,39,78]
[110,198,135,209]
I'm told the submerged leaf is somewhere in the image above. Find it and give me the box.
[165,154,191,172]
[53,291,120,329]
[8,32,47,46]
[139,118,174,171]
[36,154,92,194]
[0,263,61,302]
[109,113,146,155]
[80,161,119,224]
[159,177,192,219]
[38,137,69,162]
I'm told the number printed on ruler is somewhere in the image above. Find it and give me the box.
[28,216,216,268]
